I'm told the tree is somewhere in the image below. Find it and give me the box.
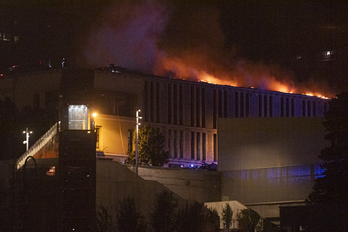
[150,190,178,232]
[307,92,348,204]
[236,208,260,232]
[176,201,208,232]
[221,203,233,231]
[127,125,169,166]
[96,204,114,232]
[116,197,147,232]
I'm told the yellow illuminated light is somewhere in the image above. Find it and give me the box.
[93,113,98,117]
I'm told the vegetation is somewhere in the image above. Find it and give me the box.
[127,125,169,166]
[150,190,178,232]
[96,204,114,232]
[236,208,260,232]
[116,197,147,232]
[221,203,233,231]
[176,201,211,232]
[307,92,348,204]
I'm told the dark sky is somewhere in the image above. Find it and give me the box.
[3,0,348,94]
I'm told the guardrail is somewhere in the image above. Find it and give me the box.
[16,123,58,170]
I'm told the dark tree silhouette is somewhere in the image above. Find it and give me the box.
[127,125,169,166]
[308,92,348,204]
[150,190,178,232]
[116,197,147,232]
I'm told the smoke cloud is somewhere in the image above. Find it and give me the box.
[81,0,334,97]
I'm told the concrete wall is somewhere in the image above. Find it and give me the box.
[137,166,221,203]
[96,160,194,223]
[217,117,329,220]
[218,117,328,171]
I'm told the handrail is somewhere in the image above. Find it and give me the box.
[16,123,58,170]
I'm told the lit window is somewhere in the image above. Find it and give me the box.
[3,33,12,41]
[14,35,19,42]
[68,105,88,130]
[323,50,333,61]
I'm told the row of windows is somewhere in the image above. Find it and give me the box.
[0,32,19,42]
[190,132,206,160]
[126,128,218,162]
[145,81,328,127]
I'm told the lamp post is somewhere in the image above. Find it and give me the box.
[23,127,33,151]
[136,109,142,175]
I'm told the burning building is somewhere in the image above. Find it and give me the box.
[0,66,330,167]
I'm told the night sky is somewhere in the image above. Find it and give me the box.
[2,0,348,95]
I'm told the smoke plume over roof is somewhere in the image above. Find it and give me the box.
[80,0,334,97]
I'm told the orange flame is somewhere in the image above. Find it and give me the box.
[154,55,332,99]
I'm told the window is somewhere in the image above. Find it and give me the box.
[191,132,195,159]
[127,129,133,152]
[202,133,206,161]
[180,130,183,158]
[196,132,200,160]
[68,105,88,130]
[213,134,217,161]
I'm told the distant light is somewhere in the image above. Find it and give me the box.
[93,113,97,117]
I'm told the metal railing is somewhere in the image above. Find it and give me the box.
[16,123,58,170]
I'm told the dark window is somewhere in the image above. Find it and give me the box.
[180,85,183,125]
[168,129,172,157]
[246,93,250,117]
[235,92,239,118]
[286,98,289,117]
[241,92,244,117]
[291,99,295,117]
[191,132,195,159]
[196,132,200,160]
[196,87,200,127]
[264,95,268,117]
[156,82,160,123]
[127,129,133,152]
[168,84,172,124]
[180,130,183,158]
[97,127,101,150]
[281,97,284,117]
[150,82,154,122]
[218,90,222,118]
[174,85,178,125]
[202,133,206,161]
[224,90,228,117]
[259,95,262,117]
[307,101,311,116]
[174,130,177,158]
[145,81,149,121]
[269,96,273,117]
[213,134,217,161]
[302,100,306,116]
[313,101,316,116]
[213,89,217,128]
[202,88,206,127]
[191,87,194,126]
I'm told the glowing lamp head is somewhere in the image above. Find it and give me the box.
[93,113,98,117]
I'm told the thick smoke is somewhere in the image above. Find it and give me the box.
[81,0,334,97]
[83,0,167,73]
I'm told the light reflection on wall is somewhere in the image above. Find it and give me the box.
[235,164,325,182]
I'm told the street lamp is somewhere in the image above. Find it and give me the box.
[23,127,33,151]
[136,109,142,175]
